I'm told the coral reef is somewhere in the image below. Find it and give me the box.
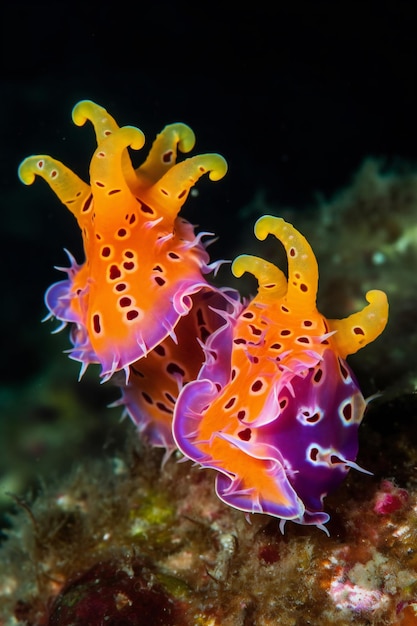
[1,424,417,625]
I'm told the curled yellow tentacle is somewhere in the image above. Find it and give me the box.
[18,155,91,219]
[74,101,145,191]
[232,254,287,301]
[255,215,318,314]
[72,100,123,144]
[328,289,389,358]
[89,126,145,193]
[143,153,227,216]
[135,123,196,188]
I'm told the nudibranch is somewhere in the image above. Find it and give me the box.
[119,288,241,455]
[18,101,227,378]
[173,216,389,531]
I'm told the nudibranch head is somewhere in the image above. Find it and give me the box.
[18,101,228,378]
[173,215,389,531]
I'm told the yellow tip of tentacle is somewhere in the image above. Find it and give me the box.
[232,254,287,300]
[172,123,196,154]
[328,289,389,358]
[120,125,146,151]
[254,214,285,241]
[72,100,105,127]
[18,158,38,185]
[206,154,228,181]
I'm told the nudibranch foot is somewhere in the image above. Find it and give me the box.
[173,215,388,530]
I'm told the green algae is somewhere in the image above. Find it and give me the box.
[129,491,176,546]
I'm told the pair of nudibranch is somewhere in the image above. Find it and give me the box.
[19,101,388,531]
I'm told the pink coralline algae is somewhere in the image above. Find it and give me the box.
[373,479,409,515]
[329,578,389,613]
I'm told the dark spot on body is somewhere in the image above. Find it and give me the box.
[238,428,251,441]
[251,380,263,393]
[224,397,236,410]
[109,265,121,280]
[93,314,101,334]
[154,345,166,357]
[167,362,185,377]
